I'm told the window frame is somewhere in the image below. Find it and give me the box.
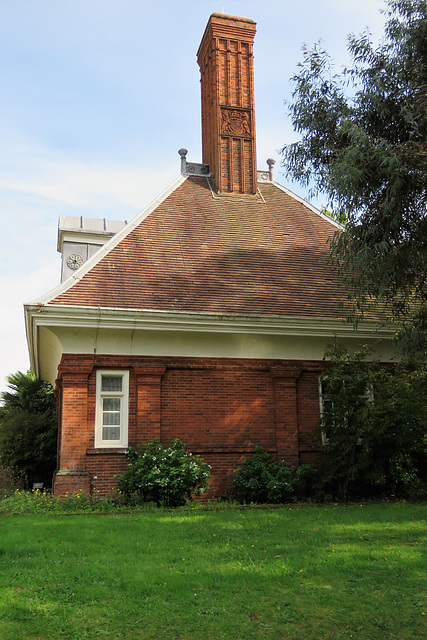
[318,377,332,445]
[95,370,129,448]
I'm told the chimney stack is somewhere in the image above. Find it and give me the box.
[197,14,257,195]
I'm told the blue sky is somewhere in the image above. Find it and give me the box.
[0,0,387,395]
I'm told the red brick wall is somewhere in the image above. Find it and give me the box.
[161,368,276,448]
[54,354,324,498]
[86,451,128,497]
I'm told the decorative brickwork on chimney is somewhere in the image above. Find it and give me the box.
[197,14,257,195]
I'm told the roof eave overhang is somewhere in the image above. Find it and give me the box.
[25,303,394,340]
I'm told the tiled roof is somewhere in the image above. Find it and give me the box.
[49,176,348,319]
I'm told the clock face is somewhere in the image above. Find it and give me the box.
[66,253,84,270]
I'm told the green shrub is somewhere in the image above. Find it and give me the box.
[319,345,427,500]
[0,464,27,494]
[117,439,211,507]
[0,371,57,488]
[229,447,315,504]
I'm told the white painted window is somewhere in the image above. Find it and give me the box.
[95,370,129,448]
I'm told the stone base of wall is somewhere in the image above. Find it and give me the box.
[53,469,91,497]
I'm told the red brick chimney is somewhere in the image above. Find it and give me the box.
[197,14,257,195]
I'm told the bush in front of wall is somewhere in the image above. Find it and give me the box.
[117,439,211,507]
[228,446,315,504]
[0,464,27,495]
[0,371,57,489]
[319,344,427,500]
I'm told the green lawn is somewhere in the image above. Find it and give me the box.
[0,503,425,639]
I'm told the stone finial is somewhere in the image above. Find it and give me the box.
[267,158,276,182]
[178,148,188,174]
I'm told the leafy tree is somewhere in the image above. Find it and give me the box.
[321,207,347,226]
[282,0,427,357]
[319,345,427,499]
[0,371,57,488]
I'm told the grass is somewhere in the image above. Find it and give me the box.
[0,502,425,639]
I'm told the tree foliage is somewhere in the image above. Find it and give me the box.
[282,0,427,356]
[0,371,57,488]
[319,345,427,499]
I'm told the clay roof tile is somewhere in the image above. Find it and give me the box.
[49,176,347,319]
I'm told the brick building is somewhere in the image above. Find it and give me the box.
[25,14,394,497]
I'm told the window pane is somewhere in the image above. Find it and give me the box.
[103,412,120,426]
[102,426,121,440]
[103,398,121,411]
[101,376,122,392]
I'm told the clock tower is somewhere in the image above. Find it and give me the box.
[58,216,127,282]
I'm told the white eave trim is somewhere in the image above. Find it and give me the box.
[25,303,394,339]
[29,173,189,306]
